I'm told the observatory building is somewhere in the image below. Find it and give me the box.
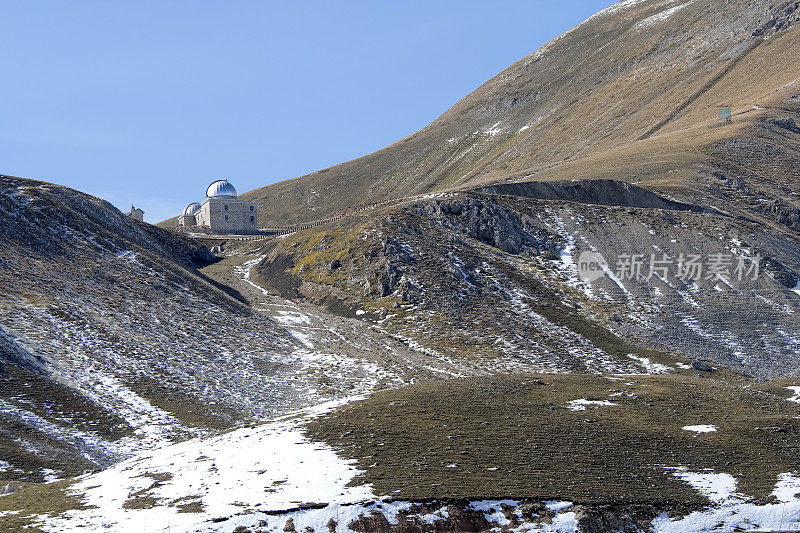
[178,180,259,234]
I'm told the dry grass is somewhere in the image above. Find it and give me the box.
[121,472,174,510]
[307,372,800,513]
[0,479,87,532]
[239,3,800,228]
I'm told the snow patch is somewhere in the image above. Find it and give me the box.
[38,398,372,533]
[627,354,672,374]
[636,1,694,29]
[482,121,504,136]
[774,473,800,503]
[567,398,617,411]
[670,467,737,503]
[682,425,717,434]
[786,386,800,403]
[792,280,800,298]
[114,250,139,263]
[653,469,800,532]
[41,468,62,483]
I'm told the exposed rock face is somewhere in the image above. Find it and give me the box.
[692,361,715,372]
[772,117,800,134]
[345,504,503,532]
[258,184,800,379]
[408,196,558,255]
[751,0,800,37]
[762,199,800,229]
[574,504,655,533]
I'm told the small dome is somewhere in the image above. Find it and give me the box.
[206,179,237,198]
[183,202,202,216]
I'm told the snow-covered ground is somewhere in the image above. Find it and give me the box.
[38,401,800,533]
[35,398,583,533]
[653,468,800,532]
[37,399,372,532]
[626,354,672,374]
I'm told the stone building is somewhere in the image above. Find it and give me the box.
[178,202,201,226]
[127,205,144,221]
[179,180,259,234]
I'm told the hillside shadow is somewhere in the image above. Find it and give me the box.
[194,269,250,307]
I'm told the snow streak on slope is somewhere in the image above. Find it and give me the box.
[235,255,407,398]
[74,370,198,452]
[0,398,121,467]
[635,1,694,29]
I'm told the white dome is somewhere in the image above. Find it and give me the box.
[183,202,202,216]
[206,179,237,198]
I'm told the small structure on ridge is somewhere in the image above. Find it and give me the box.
[127,205,144,222]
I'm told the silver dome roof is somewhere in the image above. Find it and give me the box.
[206,179,237,198]
[183,202,202,216]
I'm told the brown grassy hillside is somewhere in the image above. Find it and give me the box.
[240,0,800,226]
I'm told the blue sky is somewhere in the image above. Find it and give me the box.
[1,1,613,222]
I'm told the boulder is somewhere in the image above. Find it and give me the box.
[773,117,800,134]
[692,361,715,372]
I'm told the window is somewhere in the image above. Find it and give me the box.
[250,216,255,224]
[249,205,254,211]
[224,204,228,211]
[224,214,229,221]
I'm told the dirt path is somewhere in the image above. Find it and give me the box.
[199,254,472,391]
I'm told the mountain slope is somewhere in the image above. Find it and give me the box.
[235,0,800,381]
[255,180,800,380]
[5,1,800,531]
[0,175,416,483]
[245,0,800,226]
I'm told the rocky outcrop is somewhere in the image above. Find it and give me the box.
[751,0,800,37]
[772,117,800,134]
[408,196,560,255]
[761,199,800,230]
